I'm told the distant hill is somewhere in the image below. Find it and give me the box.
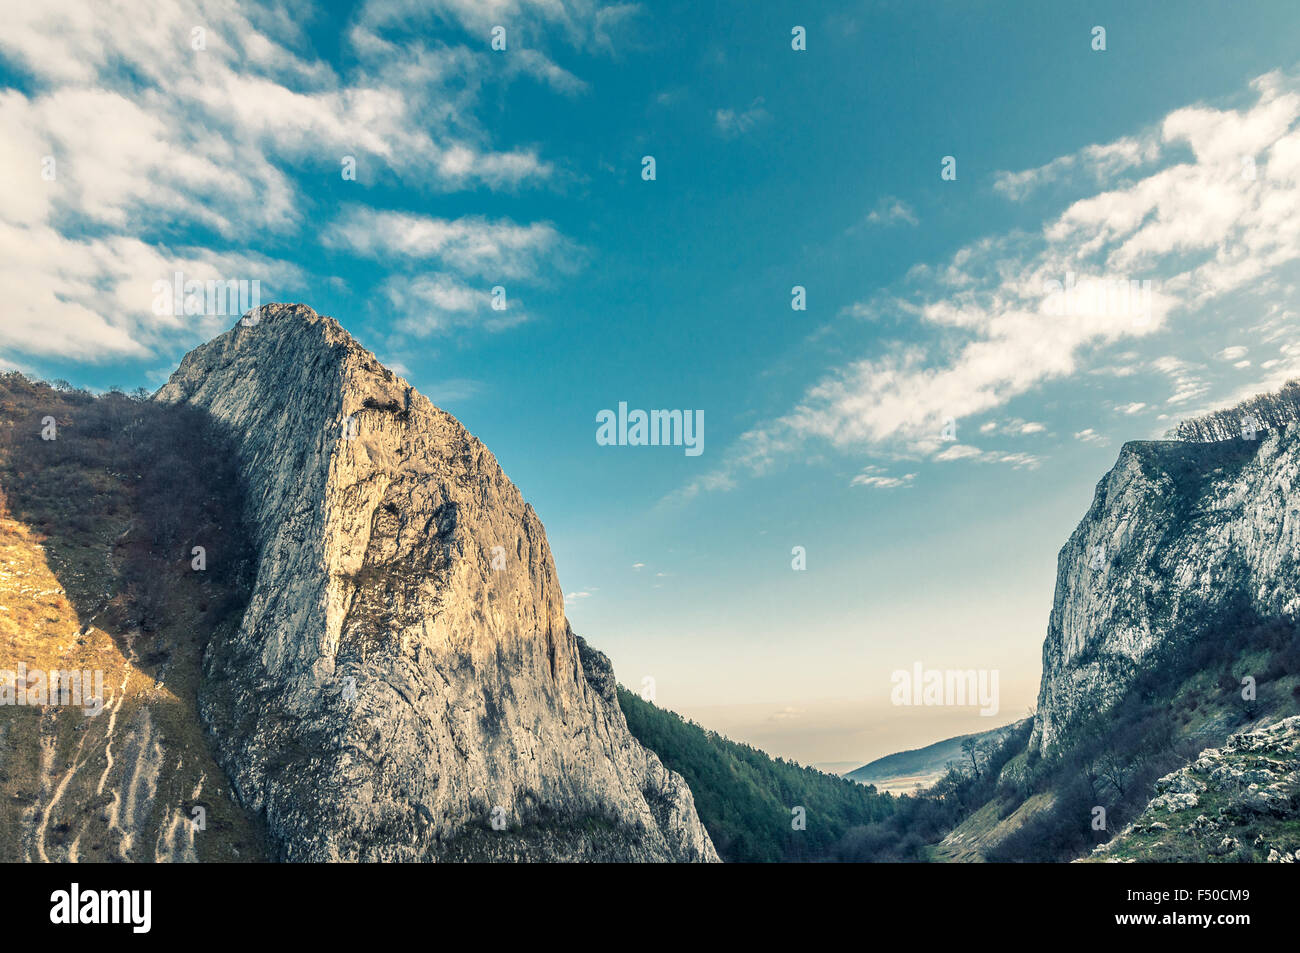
[846,721,1027,793]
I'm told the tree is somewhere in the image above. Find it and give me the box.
[961,737,983,779]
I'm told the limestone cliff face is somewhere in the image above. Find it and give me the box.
[155,303,717,861]
[1032,387,1300,754]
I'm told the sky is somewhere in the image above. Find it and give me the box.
[3,0,1300,769]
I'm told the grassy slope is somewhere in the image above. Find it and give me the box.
[1087,737,1300,862]
[0,374,269,861]
[968,621,1300,862]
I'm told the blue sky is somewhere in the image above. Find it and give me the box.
[4,0,1300,767]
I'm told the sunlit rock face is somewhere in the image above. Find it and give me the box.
[156,303,717,862]
[1033,386,1300,754]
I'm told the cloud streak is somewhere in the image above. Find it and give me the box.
[675,71,1300,502]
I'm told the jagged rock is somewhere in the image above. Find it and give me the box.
[1210,835,1239,856]
[1155,771,1206,795]
[1227,720,1300,755]
[155,303,718,862]
[1208,764,1278,787]
[1031,384,1300,753]
[1235,783,1293,816]
[1150,792,1200,813]
[1194,750,1224,772]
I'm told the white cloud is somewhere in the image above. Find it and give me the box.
[863,196,919,228]
[1152,355,1210,405]
[715,98,770,138]
[935,444,983,462]
[934,445,1042,468]
[324,207,579,339]
[993,136,1160,200]
[0,0,578,364]
[1217,345,1248,360]
[850,466,915,489]
[0,220,302,361]
[357,0,639,56]
[380,275,527,336]
[980,418,1046,436]
[325,206,575,279]
[675,71,1300,501]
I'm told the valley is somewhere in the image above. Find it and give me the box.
[1,308,1297,863]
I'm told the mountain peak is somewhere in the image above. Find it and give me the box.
[155,306,718,861]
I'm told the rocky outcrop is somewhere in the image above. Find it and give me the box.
[1090,715,1300,862]
[1032,383,1300,753]
[155,303,717,862]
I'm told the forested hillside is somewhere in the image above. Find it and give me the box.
[617,687,898,861]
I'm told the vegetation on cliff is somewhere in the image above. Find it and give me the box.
[0,373,267,861]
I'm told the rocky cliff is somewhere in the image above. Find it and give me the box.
[1032,384,1300,753]
[155,303,717,862]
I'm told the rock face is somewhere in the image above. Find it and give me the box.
[155,303,717,861]
[1032,385,1300,753]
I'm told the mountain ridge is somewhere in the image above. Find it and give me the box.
[4,307,1297,864]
